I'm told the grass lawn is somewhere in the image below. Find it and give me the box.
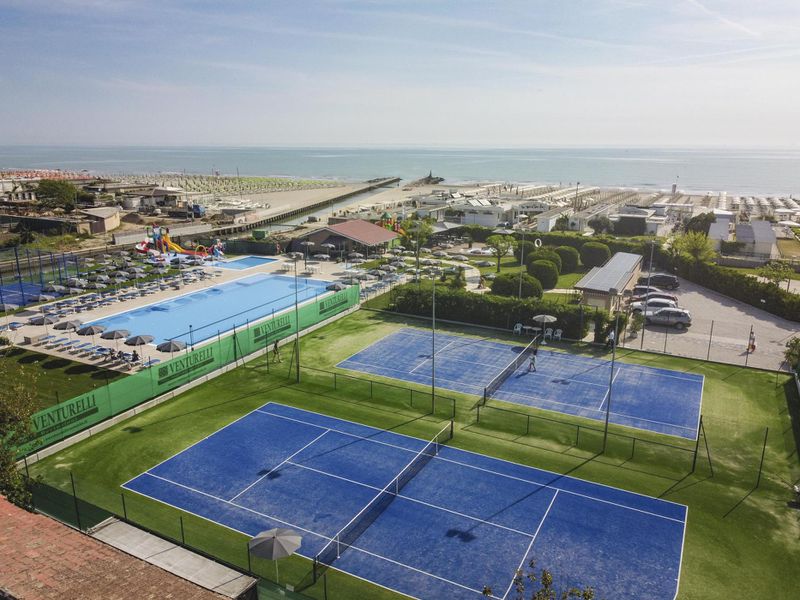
[1,347,126,410]
[26,310,800,599]
[721,264,800,281]
[778,238,800,259]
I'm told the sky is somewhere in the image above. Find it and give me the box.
[2,0,800,147]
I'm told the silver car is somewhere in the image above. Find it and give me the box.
[644,307,692,330]
[630,298,678,313]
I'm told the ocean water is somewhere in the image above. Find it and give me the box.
[1,146,799,197]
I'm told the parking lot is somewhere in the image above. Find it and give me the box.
[620,277,800,371]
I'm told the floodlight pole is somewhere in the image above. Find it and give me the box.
[640,240,655,350]
[602,312,619,452]
[431,270,436,403]
[518,227,526,299]
[294,259,300,382]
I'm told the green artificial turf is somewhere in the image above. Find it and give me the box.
[26,310,800,599]
[1,347,126,410]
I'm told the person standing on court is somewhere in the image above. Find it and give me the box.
[273,340,282,363]
[606,328,616,350]
[528,347,537,372]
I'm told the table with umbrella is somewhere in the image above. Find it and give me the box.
[299,241,315,267]
[100,329,129,350]
[248,528,301,583]
[77,324,107,344]
[157,339,186,358]
[531,314,557,343]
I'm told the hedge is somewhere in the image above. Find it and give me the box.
[526,249,562,274]
[513,240,537,262]
[390,285,598,339]
[554,246,580,273]
[490,273,543,299]
[580,242,611,268]
[527,260,559,289]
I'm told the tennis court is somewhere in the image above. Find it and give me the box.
[0,281,44,306]
[123,403,686,600]
[337,328,704,440]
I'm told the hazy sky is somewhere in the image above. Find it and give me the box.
[2,0,800,147]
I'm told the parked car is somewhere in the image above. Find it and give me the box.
[630,291,679,304]
[644,307,692,329]
[631,284,664,296]
[630,298,678,312]
[638,273,680,290]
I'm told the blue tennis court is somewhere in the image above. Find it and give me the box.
[337,328,704,440]
[123,403,686,600]
[0,281,44,306]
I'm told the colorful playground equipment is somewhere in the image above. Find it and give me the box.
[135,226,224,258]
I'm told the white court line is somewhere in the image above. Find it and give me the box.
[597,366,622,412]
[336,359,485,392]
[258,408,686,523]
[286,459,535,539]
[501,490,559,600]
[130,471,487,598]
[228,430,329,502]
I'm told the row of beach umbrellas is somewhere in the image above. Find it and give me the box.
[26,316,187,352]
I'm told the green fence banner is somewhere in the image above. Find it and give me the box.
[21,284,359,456]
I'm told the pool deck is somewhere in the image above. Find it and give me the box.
[4,255,353,372]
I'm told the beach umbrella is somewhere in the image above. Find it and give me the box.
[95,274,111,282]
[0,303,19,312]
[389,248,402,254]
[432,251,447,257]
[349,258,365,265]
[395,245,406,251]
[101,329,129,349]
[42,283,67,293]
[67,287,85,294]
[312,254,330,260]
[419,247,432,254]
[320,242,336,250]
[28,315,58,326]
[401,250,415,256]
[128,267,146,275]
[31,294,56,302]
[286,252,304,261]
[125,334,154,346]
[86,282,107,290]
[326,282,348,291]
[379,264,397,272]
[67,277,88,287]
[78,325,106,341]
[249,528,301,582]
[156,340,186,359]
[533,314,557,324]
[113,277,128,285]
[348,252,364,259]
[54,319,82,331]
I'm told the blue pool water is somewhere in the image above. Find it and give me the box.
[89,273,330,345]
[212,256,277,270]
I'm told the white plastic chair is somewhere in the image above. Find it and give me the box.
[553,328,563,341]
[513,323,523,335]
[544,327,554,340]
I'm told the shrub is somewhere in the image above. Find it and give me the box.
[490,273,543,299]
[526,250,562,274]
[580,242,611,268]
[391,284,597,339]
[554,246,580,273]
[527,260,559,289]
[513,240,537,262]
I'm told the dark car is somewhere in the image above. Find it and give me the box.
[638,273,680,290]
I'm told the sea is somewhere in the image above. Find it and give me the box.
[1,146,799,197]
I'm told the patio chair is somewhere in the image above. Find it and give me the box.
[544,328,553,340]
[553,329,563,341]
[513,323,523,335]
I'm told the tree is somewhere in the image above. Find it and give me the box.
[527,260,558,289]
[527,249,562,274]
[485,234,516,273]
[484,559,596,600]
[450,266,466,289]
[513,240,537,263]
[554,246,580,273]
[579,242,611,268]
[400,218,433,273]
[674,231,715,263]
[36,179,77,213]
[587,215,613,234]
[0,359,38,508]
[490,272,543,299]
[553,214,570,231]
[683,212,716,235]
[758,260,794,289]
[785,337,800,371]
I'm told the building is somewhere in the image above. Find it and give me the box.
[79,207,121,233]
[535,206,573,232]
[735,220,778,258]
[708,215,732,251]
[574,251,643,311]
[292,219,399,255]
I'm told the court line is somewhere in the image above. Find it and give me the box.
[286,459,536,539]
[228,430,329,502]
[408,338,460,374]
[131,471,490,598]
[337,359,486,393]
[597,366,621,412]
[501,490,559,600]
[258,407,686,523]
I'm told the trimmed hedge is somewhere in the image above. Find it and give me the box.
[526,249,562,274]
[391,285,598,339]
[554,246,580,273]
[527,260,559,289]
[490,273,543,299]
[513,240,537,262]
[580,242,611,268]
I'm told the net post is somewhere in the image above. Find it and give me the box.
[70,472,82,531]
[691,415,703,473]
[449,419,454,440]
[755,427,769,488]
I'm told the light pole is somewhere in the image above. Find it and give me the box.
[518,227,526,299]
[602,311,620,452]
[431,268,437,402]
[293,257,301,382]
[640,240,656,350]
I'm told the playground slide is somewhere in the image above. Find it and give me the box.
[163,233,208,256]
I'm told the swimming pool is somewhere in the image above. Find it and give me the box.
[89,273,330,345]
[212,256,277,270]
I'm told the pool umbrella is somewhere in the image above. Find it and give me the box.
[67,277,88,287]
[389,248,402,254]
[348,252,364,259]
[42,283,67,293]
[379,264,397,272]
[157,339,186,358]
[326,282,348,291]
[78,325,106,344]
[0,303,19,312]
[395,245,406,251]
[320,242,336,250]
[54,319,82,331]
[349,258,365,265]
[432,251,447,257]
[313,253,330,260]
[86,282,107,290]
[95,274,111,282]
[128,267,146,275]
[533,314,557,344]
[249,528,301,583]
[28,315,58,326]
[67,287,85,294]
[299,241,314,267]
[287,252,304,260]
[125,334,154,346]
[101,329,129,341]
[31,294,57,302]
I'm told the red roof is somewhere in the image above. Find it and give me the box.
[314,220,398,246]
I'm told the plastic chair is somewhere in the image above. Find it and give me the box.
[513,323,523,335]
[553,328,563,341]
[544,328,554,340]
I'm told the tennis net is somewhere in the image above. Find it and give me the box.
[482,336,539,405]
[312,420,453,582]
